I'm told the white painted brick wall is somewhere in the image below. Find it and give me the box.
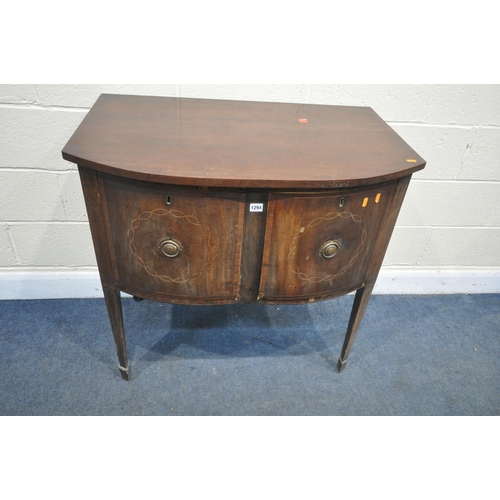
[1,84,499,296]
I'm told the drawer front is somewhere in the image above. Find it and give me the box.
[100,175,245,301]
[259,184,396,300]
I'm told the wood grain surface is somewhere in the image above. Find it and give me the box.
[63,94,425,188]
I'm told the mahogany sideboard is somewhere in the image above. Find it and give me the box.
[62,94,426,380]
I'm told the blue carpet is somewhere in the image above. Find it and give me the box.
[0,294,498,415]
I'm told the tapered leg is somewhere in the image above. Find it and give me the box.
[338,282,375,373]
[103,285,130,380]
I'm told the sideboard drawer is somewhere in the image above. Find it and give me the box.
[259,183,396,301]
[100,175,246,302]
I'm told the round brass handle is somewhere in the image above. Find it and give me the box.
[320,240,341,259]
[159,239,182,258]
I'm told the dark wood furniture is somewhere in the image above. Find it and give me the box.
[62,94,425,380]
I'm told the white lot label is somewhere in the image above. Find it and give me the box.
[249,203,264,212]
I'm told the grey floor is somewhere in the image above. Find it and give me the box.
[0,294,498,415]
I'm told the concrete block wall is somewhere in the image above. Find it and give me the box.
[1,84,499,298]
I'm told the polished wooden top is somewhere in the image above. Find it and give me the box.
[62,94,425,188]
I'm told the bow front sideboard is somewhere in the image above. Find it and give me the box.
[62,94,425,380]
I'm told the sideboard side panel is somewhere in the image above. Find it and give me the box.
[78,166,115,287]
[364,174,413,285]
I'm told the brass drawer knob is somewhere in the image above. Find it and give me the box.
[320,240,341,259]
[159,239,182,258]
